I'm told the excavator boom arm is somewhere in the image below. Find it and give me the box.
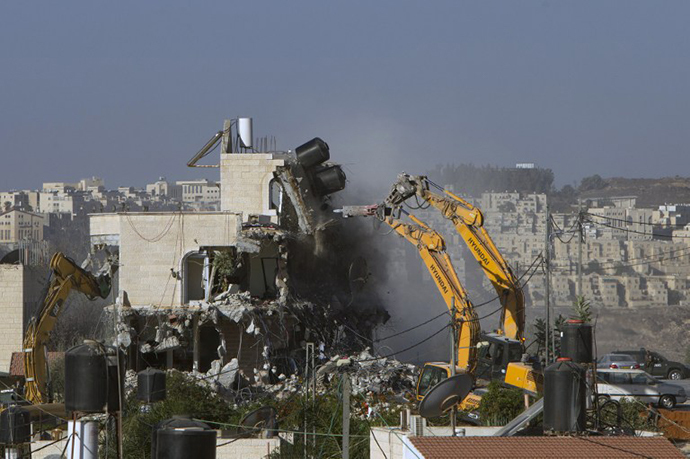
[386,175,525,341]
[23,252,115,404]
[382,213,480,373]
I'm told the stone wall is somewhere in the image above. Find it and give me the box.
[31,435,280,458]
[220,152,284,219]
[0,265,25,372]
[91,212,241,307]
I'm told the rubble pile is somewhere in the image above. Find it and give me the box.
[194,347,418,417]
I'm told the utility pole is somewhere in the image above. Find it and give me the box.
[342,375,350,459]
[304,343,314,459]
[544,204,551,364]
[450,297,457,436]
[577,198,583,299]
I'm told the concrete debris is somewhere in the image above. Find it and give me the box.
[253,347,417,406]
[217,358,240,387]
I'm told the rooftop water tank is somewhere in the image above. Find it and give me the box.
[561,320,593,364]
[137,368,166,403]
[237,117,253,149]
[296,138,330,168]
[313,165,347,196]
[152,416,216,459]
[0,406,31,445]
[65,341,108,413]
[543,357,586,434]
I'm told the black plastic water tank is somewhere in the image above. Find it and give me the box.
[561,320,593,364]
[313,165,347,196]
[65,341,108,413]
[107,347,125,413]
[543,358,586,433]
[0,406,31,445]
[296,137,330,168]
[137,368,166,403]
[153,416,216,459]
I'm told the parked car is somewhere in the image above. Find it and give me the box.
[596,369,687,409]
[613,348,690,380]
[597,354,640,370]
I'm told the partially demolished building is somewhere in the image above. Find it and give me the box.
[90,119,388,389]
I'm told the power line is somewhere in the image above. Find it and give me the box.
[587,218,690,239]
[355,255,545,363]
[585,212,690,228]
[354,324,451,362]
[551,246,690,270]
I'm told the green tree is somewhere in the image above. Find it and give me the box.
[478,381,524,426]
[571,296,592,323]
[531,314,566,360]
[579,174,607,192]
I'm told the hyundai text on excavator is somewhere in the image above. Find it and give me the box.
[21,252,116,408]
[339,173,541,408]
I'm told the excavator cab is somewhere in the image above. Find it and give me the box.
[416,363,454,400]
[415,333,540,407]
[475,333,542,395]
[475,333,524,382]
[415,363,482,411]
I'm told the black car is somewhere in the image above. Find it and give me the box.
[612,348,689,380]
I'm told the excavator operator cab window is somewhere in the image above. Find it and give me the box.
[493,344,504,364]
[507,343,523,363]
[417,366,448,397]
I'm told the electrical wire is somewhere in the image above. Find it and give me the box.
[550,245,690,270]
[353,324,451,362]
[588,218,690,239]
[345,310,450,345]
[194,418,369,438]
[585,212,690,228]
[471,251,544,309]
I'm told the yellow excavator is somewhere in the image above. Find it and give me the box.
[340,174,541,408]
[22,252,116,405]
[368,206,483,408]
[382,173,541,395]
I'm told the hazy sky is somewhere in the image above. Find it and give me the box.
[2,1,689,193]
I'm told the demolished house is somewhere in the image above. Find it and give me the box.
[89,118,389,393]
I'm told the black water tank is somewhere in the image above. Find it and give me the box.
[65,341,108,413]
[137,368,166,403]
[313,165,346,196]
[153,416,216,459]
[296,137,330,168]
[543,358,586,433]
[0,406,31,445]
[561,320,593,364]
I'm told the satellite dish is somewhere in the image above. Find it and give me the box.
[240,406,278,438]
[418,374,473,418]
[0,249,20,265]
[348,257,369,294]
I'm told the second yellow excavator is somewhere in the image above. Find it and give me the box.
[23,252,117,405]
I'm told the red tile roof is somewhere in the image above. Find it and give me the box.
[408,436,683,459]
[10,352,64,377]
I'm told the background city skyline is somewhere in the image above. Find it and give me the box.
[2,1,689,194]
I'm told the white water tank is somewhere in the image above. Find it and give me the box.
[237,117,253,149]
